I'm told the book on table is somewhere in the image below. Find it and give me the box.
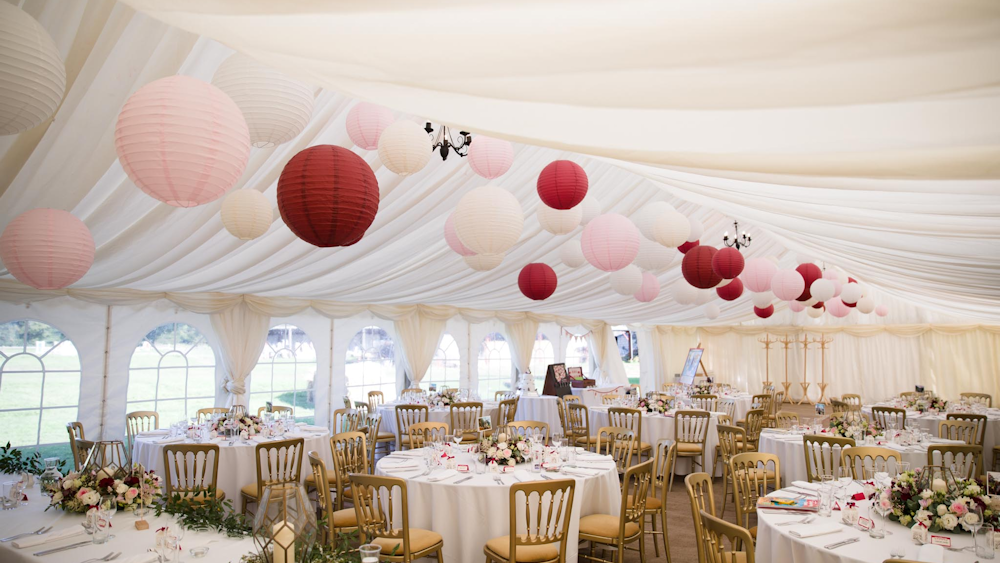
[757,496,820,512]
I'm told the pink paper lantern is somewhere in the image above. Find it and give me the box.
[0,208,95,289]
[875,304,889,317]
[346,102,394,150]
[580,213,640,272]
[788,301,806,313]
[467,136,514,179]
[444,213,475,256]
[115,76,250,207]
[770,269,805,301]
[826,298,851,318]
[634,272,661,302]
[741,258,778,293]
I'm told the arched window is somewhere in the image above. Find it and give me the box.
[250,325,317,423]
[423,332,460,391]
[127,323,217,424]
[529,333,554,391]
[564,334,591,378]
[477,332,512,397]
[346,326,397,403]
[0,320,81,460]
[613,326,640,384]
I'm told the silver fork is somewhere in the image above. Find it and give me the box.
[0,526,51,542]
[494,476,504,485]
[79,551,120,563]
[777,516,814,527]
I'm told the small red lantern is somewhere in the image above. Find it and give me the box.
[277,145,380,247]
[682,245,722,289]
[678,240,699,254]
[754,304,775,318]
[518,263,557,300]
[712,247,744,279]
[537,160,588,210]
[795,263,823,301]
[716,277,744,301]
[813,301,825,309]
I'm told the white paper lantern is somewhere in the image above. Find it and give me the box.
[672,280,699,305]
[610,265,643,295]
[752,291,775,309]
[537,204,582,235]
[806,305,824,319]
[579,196,602,225]
[650,210,691,248]
[212,53,314,148]
[464,253,505,271]
[345,102,395,150]
[809,278,835,302]
[705,303,721,320]
[856,295,876,314]
[467,136,514,179]
[686,217,704,243]
[634,202,675,240]
[377,120,431,176]
[454,186,523,255]
[633,237,674,272]
[0,3,66,135]
[221,190,272,240]
[840,283,863,304]
[559,239,586,268]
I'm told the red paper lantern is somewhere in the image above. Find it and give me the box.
[848,277,857,284]
[795,263,823,301]
[537,160,588,210]
[678,240,699,254]
[813,301,825,309]
[518,263,557,300]
[754,304,774,318]
[716,277,744,301]
[712,247,744,279]
[844,300,857,308]
[682,245,721,289]
[277,145,379,247]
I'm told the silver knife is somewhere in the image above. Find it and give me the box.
[824,537,860,550]
[453,476,473,484]
[540,473,554,480]
[34,540,93,556]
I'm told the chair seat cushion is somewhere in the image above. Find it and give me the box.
[637,441,652,452]
[484,536,560,562]
[372,528,443,554]
[579,514,641,540]
[332,508,357,528]
[241,482,259,498]
[626,495,662,510]
[304,472,338,486]
[677,442,704,454]
[377,432,395,440]
[750,525,757,539]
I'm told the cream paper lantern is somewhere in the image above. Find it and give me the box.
[804,297,819,307]
[840,282,863,304]
[806,305,824,319]
[651,210,691,248]
[454,186,523,255]
[633,237,674,272]
[705,303,721,320]
[752,291,775,309]
[634,201,675,240]
[672,280,699,305]
[464,253,505,271]
[610,265,643,296]
[856,295,876,314]
[537,203,582,235]
[212,53,314,148]
[809,278,835,302]
[578,196,602,225]
[0,3,66,135]
[377,120,432,176]
[686,217,704,243]
[221,190,272,240]
[559,239,586,268]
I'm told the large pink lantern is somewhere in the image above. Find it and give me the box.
[875,304,889,317]
[346,102,394,150]
[741,257,778,293]
[580,213,640,272]
[826,298,851,318]
[770,269,805,301]
[788,301,806,313]
[444,214,475,256]
[634,272,660,302]
[467,136,514,179]
[0,209,95,289]
[115,76,250,207]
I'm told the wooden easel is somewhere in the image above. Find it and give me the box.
[813,335,834,403]
[694,342,709,380]
[798,334,813,404]
[778,336,795,402]
[758,334,778,388]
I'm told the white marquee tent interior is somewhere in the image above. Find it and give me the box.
[0,0,998,492]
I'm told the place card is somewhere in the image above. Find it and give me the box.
[456,464,470,473]
[857,516,873,530]
[930,535,951,548]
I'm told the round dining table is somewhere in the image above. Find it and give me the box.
[513,395,563,435]
[571,386,628,407]
[376,402,501,441]
[588,405,720,474]
[374,447,621,562]
[861,404,1000,468]
[132,425,332,505]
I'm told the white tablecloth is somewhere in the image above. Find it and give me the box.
[862,404,1000,468]
[571,386,628,407]
[514,395,563,435]
[588,406,720,474]
[375,448,621,563]
[0,484,253,563]
[756,481,980,563]
[718,393,755,421]
[132,430,332,505]
[376,403,501,442]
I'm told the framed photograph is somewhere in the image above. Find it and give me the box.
[680,348,705,385]
[567,366,584,380]
[478,416,492,431]
[551,363,568,382]
[429,383,437,393]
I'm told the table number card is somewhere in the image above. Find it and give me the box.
[856,516,873,530]
[930,535,952,548]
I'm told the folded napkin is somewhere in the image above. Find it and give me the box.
[136,430,169,436]
[121,553,159,563]
[426,469,457,482]
[790,481,823,491]
[513,470,535,483]
[561,467,600,477]
[389,451,424,458]
[928,437,964,444]
[301,425,326,432]
[381,460,419,470]
[788,524,842,539]
[12,525,84,549]
[915,544,944,563]
[880,442,908,452]
[154,436,186,445]
[769,490,801,500]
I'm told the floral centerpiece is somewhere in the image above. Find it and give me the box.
[478,431,529,467]
[692,383,713,395]
[904,397,948,414]
[828,415,875,438]
[212,414,263,436]
[49,464,161,513]
[885,469,999,533]
[428,389,458,408]
[636,397,668,414]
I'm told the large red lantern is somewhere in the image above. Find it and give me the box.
[754,304,775,318]
[681,245,721,289]
[678,240,699,254]
[518,263,557,300]
[716,277,744,301]
[277,145,379,247]
[712,247,744,279]
[795,263,823,301]
[537,160,588,210]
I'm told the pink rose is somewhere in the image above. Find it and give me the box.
[879,496,892,511]
[950,501,968,517]
[919,498,931,509]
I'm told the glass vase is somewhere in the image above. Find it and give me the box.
[39,457,63,497]
[252,483,317,563]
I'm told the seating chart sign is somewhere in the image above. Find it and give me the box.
[567,366,584,380]
[680,348,705,385]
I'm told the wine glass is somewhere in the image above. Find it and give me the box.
[451,432,463,447]
[968,503,984,553]
[551,433,563,450]
[99,495,117,540]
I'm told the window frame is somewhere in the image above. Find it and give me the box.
[345,325,398,403]
[249,324,317,420]
[477,331,513,396]
[126,322,218,422]
[423,332,461,391]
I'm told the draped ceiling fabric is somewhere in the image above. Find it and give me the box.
[0,0,998,330]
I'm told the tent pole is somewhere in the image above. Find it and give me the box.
[327,319,334,427]
[99,306,112,440]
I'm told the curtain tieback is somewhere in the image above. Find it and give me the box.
[223,380,246,394]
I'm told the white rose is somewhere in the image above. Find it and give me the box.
[940,513,958,530]
[962,512,981,530]
[937,504,948,516]
[497,442,508,450]
[51,491,63,503]
[488,447,498,456]
[932,478,947,493]
[915,509,932,523]
[62,478,75,490]
[921,490,933,499]
[507,459,516,466]
[116,483,128,494]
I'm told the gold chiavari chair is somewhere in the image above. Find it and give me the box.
[332,408,361,435]
[608,407,651,460]
[401,387,425,395]
[257,405,293,417]
[803,435,854,483]
[498,397,519,426]
[343,396,352,409]
[196,408,227,422]
[761,383,775,395]
[602,395,620,405]
[939,419,979,445]
[162,444,224,502]
[699,510,756,563]
[483,478,576,563]
[596,426,637,475]
[568,403,599,452]
[743,409,766,452]
[841,446,902,479]
[579,459,653,563]
[72,438,95,471]
[774,411,799,429]
[717,399,737,423]
[66,422,85,467]
[367,390,385,412]
[125,410,159,451]
[750,393,772,416]
[729,452,780,540]
[407,422,449,449]
[842,394,863,411]
[350,474,445,562]
[670,410,712,492]
[395,404,429,450]
[241,438,305,516]
[715,425,746,517]
[562,395,581,405]
[946,413,987,446]
[927,445,983,480]
[765,391,785,428]
[690,394,719,413]
[900,391,920,400]
[556,397,569,436]
[960,392,993,408]
[685,472,716,563]
[506,420,550,444]
[307,452,358,544]
[495,391,510,401]
[638,440,675,561]
[363,414,384,471]
[325,431,369,509]
[871,406,906,432]
[450,401,484,443]
[830,400,849,415]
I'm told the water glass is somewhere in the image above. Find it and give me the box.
[359,544,382,563]
[818,485,833,517]
[979,524,996,559]
[92,507,112,544]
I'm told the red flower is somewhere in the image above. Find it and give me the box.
[98,477,115,489]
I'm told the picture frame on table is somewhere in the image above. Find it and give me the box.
[478,416,492,431]
[429,383,437,393]
[567,366,584,380]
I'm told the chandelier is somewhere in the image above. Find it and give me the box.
[425,122,471,160]
[723,220,752,250]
